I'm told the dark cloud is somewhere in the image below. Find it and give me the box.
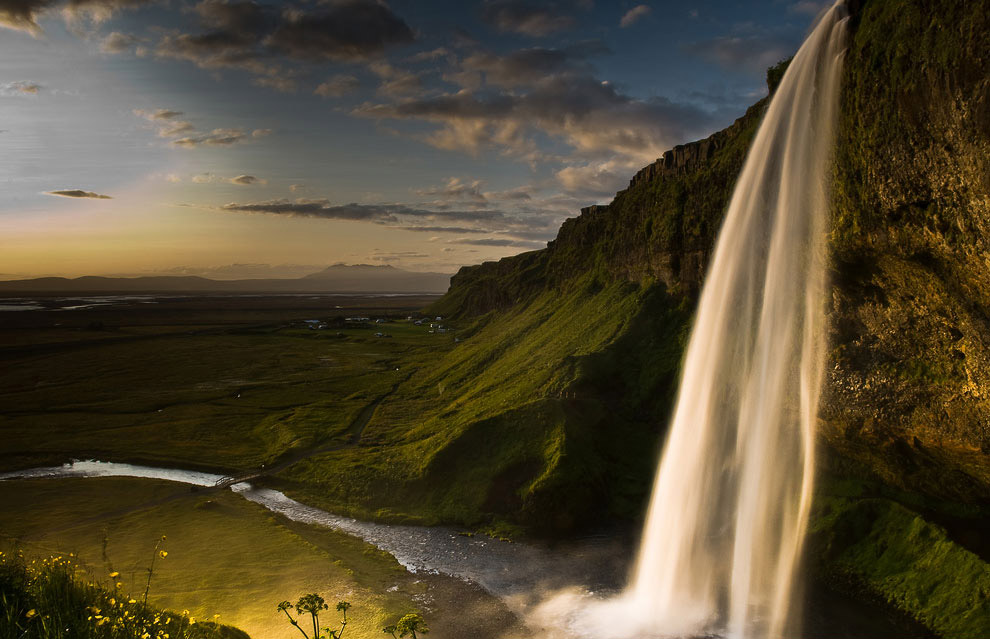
[46,189,112,199]
[155,0,413,90]
[480,0,575,37]
[265,1,415,61]
[408,47,450,63]
[229,174,263,185]
[619,4,650,28]
[220,199,502,224]
[685,34,797,73]
[0,0,55,35]
[0,0,152,35]
[455,42,607,89]
[397,226,489,234]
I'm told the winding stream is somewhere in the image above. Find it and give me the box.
[0,460,623,600]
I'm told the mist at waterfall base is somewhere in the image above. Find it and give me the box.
[527,4,849,639]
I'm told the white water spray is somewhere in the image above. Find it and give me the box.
[568,4,849,639]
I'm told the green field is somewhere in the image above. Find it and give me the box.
[0,295,452,474]
[0,476,515,639]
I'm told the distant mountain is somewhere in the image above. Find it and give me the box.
[0,265,451,295]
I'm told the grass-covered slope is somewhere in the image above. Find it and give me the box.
[274,0,990,632]
[277,277,694,532]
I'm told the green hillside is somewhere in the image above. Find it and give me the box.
[265,1,990,633]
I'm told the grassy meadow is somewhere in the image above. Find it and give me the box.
[0,476,515,639]
[0,295,451,473]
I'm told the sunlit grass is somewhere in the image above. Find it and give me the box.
[0,477,423,639]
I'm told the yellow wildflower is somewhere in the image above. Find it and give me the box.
[159,550,168,558]
[109,571,119,578]
[25,609,37,619]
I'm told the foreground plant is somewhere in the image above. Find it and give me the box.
[0,548,244,639]
[277,595,351,639]
[383,613,429,639]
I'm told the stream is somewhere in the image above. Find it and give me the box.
[0,460,626,600]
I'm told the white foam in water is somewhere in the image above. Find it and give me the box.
[552,4,849,638]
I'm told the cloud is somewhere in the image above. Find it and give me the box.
[480,0,576,37]
[1,81,43,95]
[555,158,635,198]
[64,0,155,23]
[229,174,265,185]
[172,128,247,147]
[315,74,360,98]
[408,47,450,63]
[369,61,425,97]
[100,30,140,53]
[157,120,195,137]
[369,250,430,262]
[46,189,112,199]
[619,4,650,28]
[452,43,606,89]
[134,108,183,120]
[221,199,502,224]
[0,0,53,36]
[353,73,714,164]
[265,1,415,61]
[134,108,200,139]
[396,225,489,234]
[191,173,266,185]
[154,0,413,92]
[414,177,487,203]
[685,34,796,73]
[251,128,272,137]
[0,0,153,36]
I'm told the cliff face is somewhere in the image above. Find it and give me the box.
[822,0,990,502]
[420,0,990,630]
[438,0,990,506]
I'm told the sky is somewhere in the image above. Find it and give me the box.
[0,0,831,279]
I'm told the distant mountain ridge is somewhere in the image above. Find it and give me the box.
[0,264,451,294]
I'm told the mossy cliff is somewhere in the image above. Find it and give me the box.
[278,0,988,633]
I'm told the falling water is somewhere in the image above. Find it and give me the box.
[572,4,850,639]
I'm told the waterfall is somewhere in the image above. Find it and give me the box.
[576,4,849,638]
